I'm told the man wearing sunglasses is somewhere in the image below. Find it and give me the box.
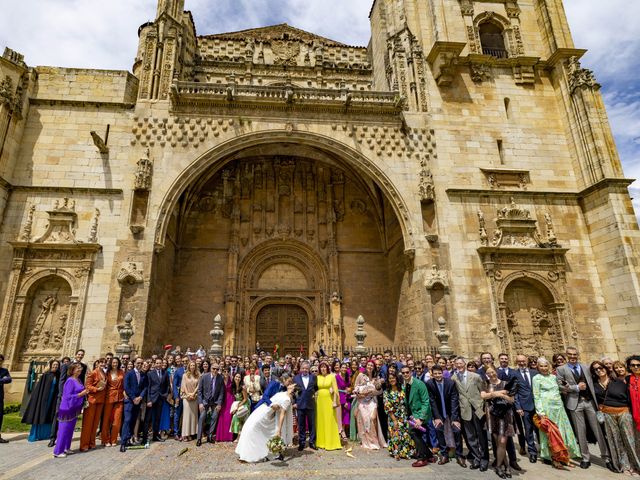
[556,347,612,470]
[196,363,224,446]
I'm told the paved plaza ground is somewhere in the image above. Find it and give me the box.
[0,432,620,480]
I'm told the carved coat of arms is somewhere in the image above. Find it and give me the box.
[271,40,300,66]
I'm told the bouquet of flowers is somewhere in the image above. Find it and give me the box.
[267,435,286,455]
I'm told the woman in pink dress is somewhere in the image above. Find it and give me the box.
[334,362,351,439]
[354,360,387,449]
[215,368,235,442]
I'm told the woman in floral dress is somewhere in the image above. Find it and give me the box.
[382,372,415,459]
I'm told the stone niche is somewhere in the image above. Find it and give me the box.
[0,199,101,369]
[477,198,576,357]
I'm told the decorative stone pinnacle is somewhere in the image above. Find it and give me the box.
[116,313,134,355]
[354,315,367,354]
[209,313,224,356]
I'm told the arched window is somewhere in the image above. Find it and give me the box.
[479,22,508,58]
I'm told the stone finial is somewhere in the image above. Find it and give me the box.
[354,315,367,354]
[88,208,100,243]
[19,204,35,242]
[209,314,224,356]
[434,316,453,356]
[116,313,134,355]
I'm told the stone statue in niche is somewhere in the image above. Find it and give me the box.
[25,286,70,352]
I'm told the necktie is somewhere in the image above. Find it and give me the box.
[521,369,529,387]
[437,382,447,418]
[135,370,140,383]
[157,370,161,381]
[457,372,463,382]
[571,364,580,381]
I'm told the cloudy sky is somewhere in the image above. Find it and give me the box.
[1,0,638,213]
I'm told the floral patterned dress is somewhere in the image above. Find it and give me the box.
[382,388,415,459]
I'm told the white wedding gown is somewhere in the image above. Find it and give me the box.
[235,391,293,462]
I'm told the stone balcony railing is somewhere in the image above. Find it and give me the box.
[170,81,403,116]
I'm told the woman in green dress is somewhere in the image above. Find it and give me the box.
[382,372,415,460]
[532,357,581,468]
[230,372,250,438]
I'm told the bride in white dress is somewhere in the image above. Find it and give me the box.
[235,382,296,462]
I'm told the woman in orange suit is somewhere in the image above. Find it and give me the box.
[101,357,125,446]
[80,358,107,451]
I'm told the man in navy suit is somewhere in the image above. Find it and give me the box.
[145,358,169,442]
[426,365,466,467]
[171,355,185,439]
[255,371,284,410]
[121,357,148,452]
[196,363,224,446]
[513,354,539,463]
[293,361,317,450]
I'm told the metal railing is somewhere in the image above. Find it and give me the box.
[482,47,508,59]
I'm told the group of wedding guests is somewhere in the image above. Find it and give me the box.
[5,345,640,478]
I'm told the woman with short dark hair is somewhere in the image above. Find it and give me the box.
[52,363,88,457]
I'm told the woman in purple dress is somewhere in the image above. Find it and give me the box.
[215,368,234,442]
[53,363,88,457]
[335,362,351,439]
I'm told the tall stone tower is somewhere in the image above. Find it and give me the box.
[367,0,640,356]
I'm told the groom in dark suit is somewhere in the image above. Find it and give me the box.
[196,363,224,446]
[145,358,169,442]
[293,360,317,451]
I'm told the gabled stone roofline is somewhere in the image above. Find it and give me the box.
[199,23,367,49]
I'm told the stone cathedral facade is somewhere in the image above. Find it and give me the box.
[0,0,639,396]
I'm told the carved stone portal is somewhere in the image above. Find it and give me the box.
[0,199,101,369]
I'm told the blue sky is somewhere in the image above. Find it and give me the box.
[1,0,638,214]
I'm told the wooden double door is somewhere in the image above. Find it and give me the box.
[255,304,308,356]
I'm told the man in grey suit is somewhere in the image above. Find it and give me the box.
[452,357,488,471]
[196,363,224,446]
[556,347,612,470]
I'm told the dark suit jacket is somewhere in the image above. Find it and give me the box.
[172,366,184,400]
[512,368,538,412]
[0,367,11,402]
[147,368,169,403]
[255,380,283,408]
[260,375,273,392]
[293,373,317,410]
[497,367,515,381]
[197,372,224,406]
[124,369,148,403]
[426,378,460,423]
[228,366,245,379]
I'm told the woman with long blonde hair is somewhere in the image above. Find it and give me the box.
[180,361,200,441]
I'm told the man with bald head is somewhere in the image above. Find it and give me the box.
[512,354,539,463]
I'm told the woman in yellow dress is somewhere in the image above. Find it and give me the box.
[315,362,342,450]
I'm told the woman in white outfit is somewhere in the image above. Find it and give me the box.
[235,380,296,463]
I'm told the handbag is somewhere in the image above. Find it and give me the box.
[596,381,609,424]
[235,404,249,418]
[229,400,240,415]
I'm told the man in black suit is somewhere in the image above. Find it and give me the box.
[259,364,272,392]
[293,360,317,450]
[49,349,87,447]
[0,354,12,444]
[513,354,539,463]
[196,362,224,446]
[145,358,169,442]
[426,365,465,467]
[121,357,148,452]
[229,355,245,379]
